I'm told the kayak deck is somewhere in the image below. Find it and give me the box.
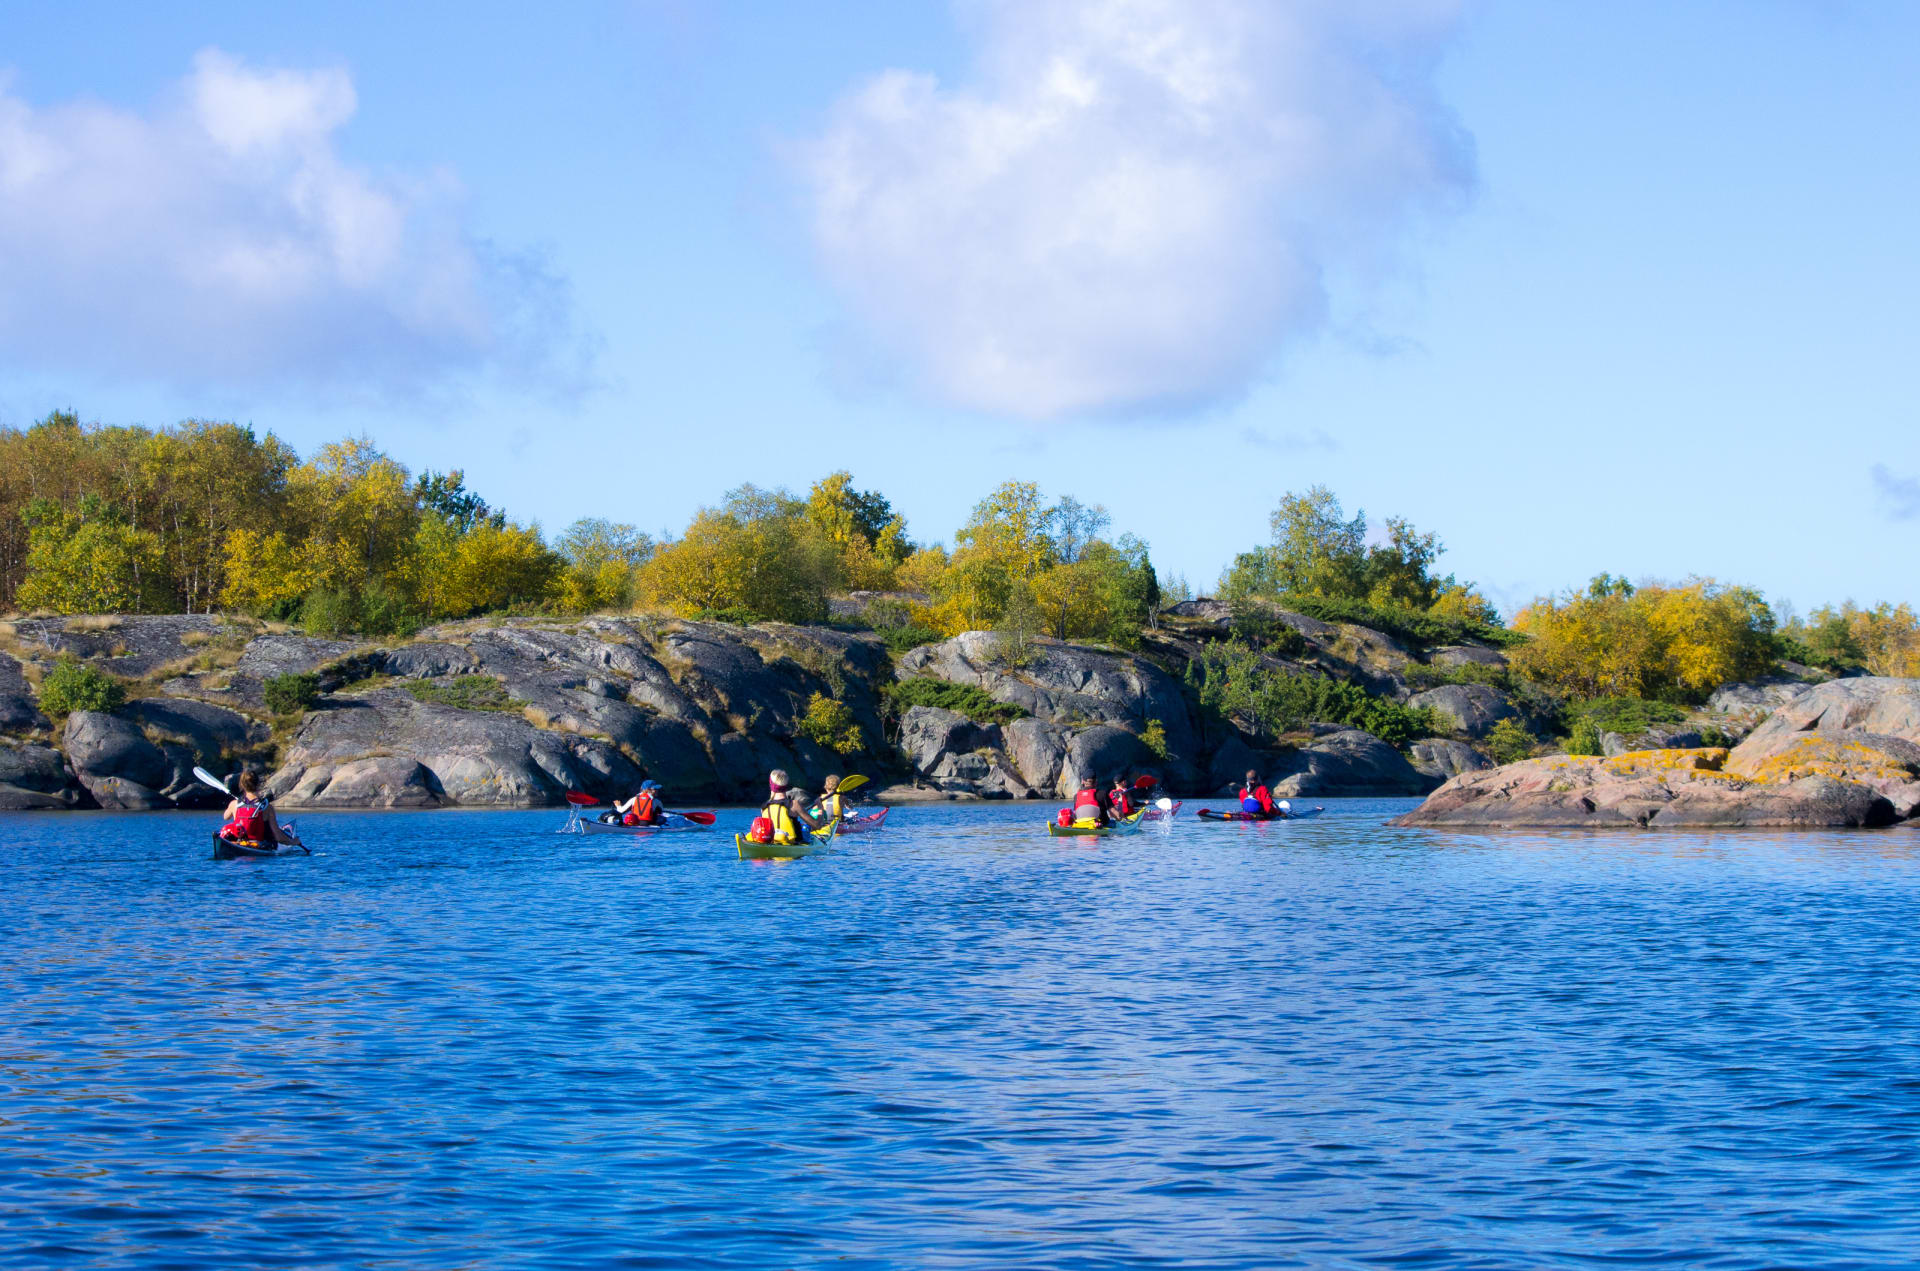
[211,833,303,860]
[833,807,890,836]
[564,810,713,836]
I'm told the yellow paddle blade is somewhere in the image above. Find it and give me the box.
[835,774,869,794]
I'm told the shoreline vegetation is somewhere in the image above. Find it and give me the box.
[2,410,1919,823]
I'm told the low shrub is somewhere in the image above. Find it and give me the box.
[799,692,865,756]
[1186,640,1440,748]
[263,672,321,716]
[1566,717,1604,757]
[1141,718,1169,760]
[406,676,522,712]
[39,657,125,715]
[885,677,1025,726]
[1566,696,1688,736]
[1484,718,1538,765]
[694,606,763,626]
[301,583,423,638]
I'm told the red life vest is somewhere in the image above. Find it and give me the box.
[227,797,269,841]
[1110,789,1132,816]
[1072,788,1103,820]
[1240,784,1274,814]
[623,791,658,826]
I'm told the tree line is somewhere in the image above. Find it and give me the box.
[5,412,1913,707]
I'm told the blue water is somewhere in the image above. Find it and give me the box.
[4,803,1920,1269]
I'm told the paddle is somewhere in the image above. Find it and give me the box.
[1156,797,1174,810]
[564,791,602,807]
[665,810,717,826]
[835,774,869,795]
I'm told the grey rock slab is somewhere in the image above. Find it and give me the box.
[381,642,479,678]
[1270,729,1431,797]
[1061,724,1155,792]
[64,709,172,796]
[1409,738,1491,782]
[1428,645,1509,669]
[1004,718,1069,796]
[0,740,82,808]
[0,652,49,733]
[1409,684,1516,739]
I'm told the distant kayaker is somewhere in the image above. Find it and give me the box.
[815,774,847,821]
[1108,776,1135,818]
[1239,769,1275,816]
[1071,776,1108,827]
[219,769,303,848]
[763,769,832,845]
[615,780,665,827]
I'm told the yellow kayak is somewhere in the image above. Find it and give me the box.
[1045,809,1148,838]
[736,817,840,861]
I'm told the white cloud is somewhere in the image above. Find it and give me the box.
[1873,462,1920,520]
[0,51,587,400]
[799,0,1474,421]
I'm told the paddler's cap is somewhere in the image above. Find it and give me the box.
[640,780,661,792]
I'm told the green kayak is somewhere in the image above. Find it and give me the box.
[736,817,840,861]
[1045,809,1148,838]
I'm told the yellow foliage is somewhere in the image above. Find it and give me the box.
[220,529,323,612]
[1511,578,1775,703]
[638,499,836,624]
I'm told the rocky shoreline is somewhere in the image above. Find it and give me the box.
[2,608,1915,829]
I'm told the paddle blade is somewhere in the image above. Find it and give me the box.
[836,774,869,794]
[673,811,717,825]
[193,766,231,796]
[564,791,601,807]
[1157,797,1174,810]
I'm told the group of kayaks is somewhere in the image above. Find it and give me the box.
[1045,798,1325,838]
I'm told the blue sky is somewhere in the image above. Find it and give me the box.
[1,1,1914,618]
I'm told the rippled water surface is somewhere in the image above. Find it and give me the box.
[5,802,1920,1269]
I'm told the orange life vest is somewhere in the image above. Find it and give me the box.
[623,791,658,826]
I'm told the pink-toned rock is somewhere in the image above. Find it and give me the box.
[1391,749,1897,829]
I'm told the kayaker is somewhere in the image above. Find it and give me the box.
[219,769,303,848]
[615,780,665,826]
[1070,776,1108,827]
[815,774,846,821]
[1108,776,1134,818]
[1239,769,1275,816]
[763,769,832,846]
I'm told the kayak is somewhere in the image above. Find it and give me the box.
[834,807,890,836]
[1139,800,1183,821]
[737,817,841,861]
[211,832,307,860]
[562,808,714,835]
[1046,809,1148,838]
[1195,807,1325,822]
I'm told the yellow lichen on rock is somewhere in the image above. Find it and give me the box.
[1602,747,1728,777]
[1725,735,1920,786]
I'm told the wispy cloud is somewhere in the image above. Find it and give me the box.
[1872,462,1920,520]
[0,51,591,402]
[1239,426,1339,453]
[798,0,1474,422]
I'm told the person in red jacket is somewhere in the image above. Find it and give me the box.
[615,780,665,826]
[219,769,303,847]
[1239,769,1275,816]
[1108,776,1134,818]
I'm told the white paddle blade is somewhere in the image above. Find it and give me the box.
[193,766,231,796]
[1157,797,1174,810]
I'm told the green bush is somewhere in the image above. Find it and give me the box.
[1566,716,1604,757]
[301,582,423,638]
[1185,641,1439,748]
[694,605,764,626]
[1141,718,1169,760]
[1485,718,1538,765]
[263,672,320,716]
[1566,696,1687,736]
[1279,595,1525,650]
[38,656,126,715]
[406,676,522,712]
[885,677,1025,726]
